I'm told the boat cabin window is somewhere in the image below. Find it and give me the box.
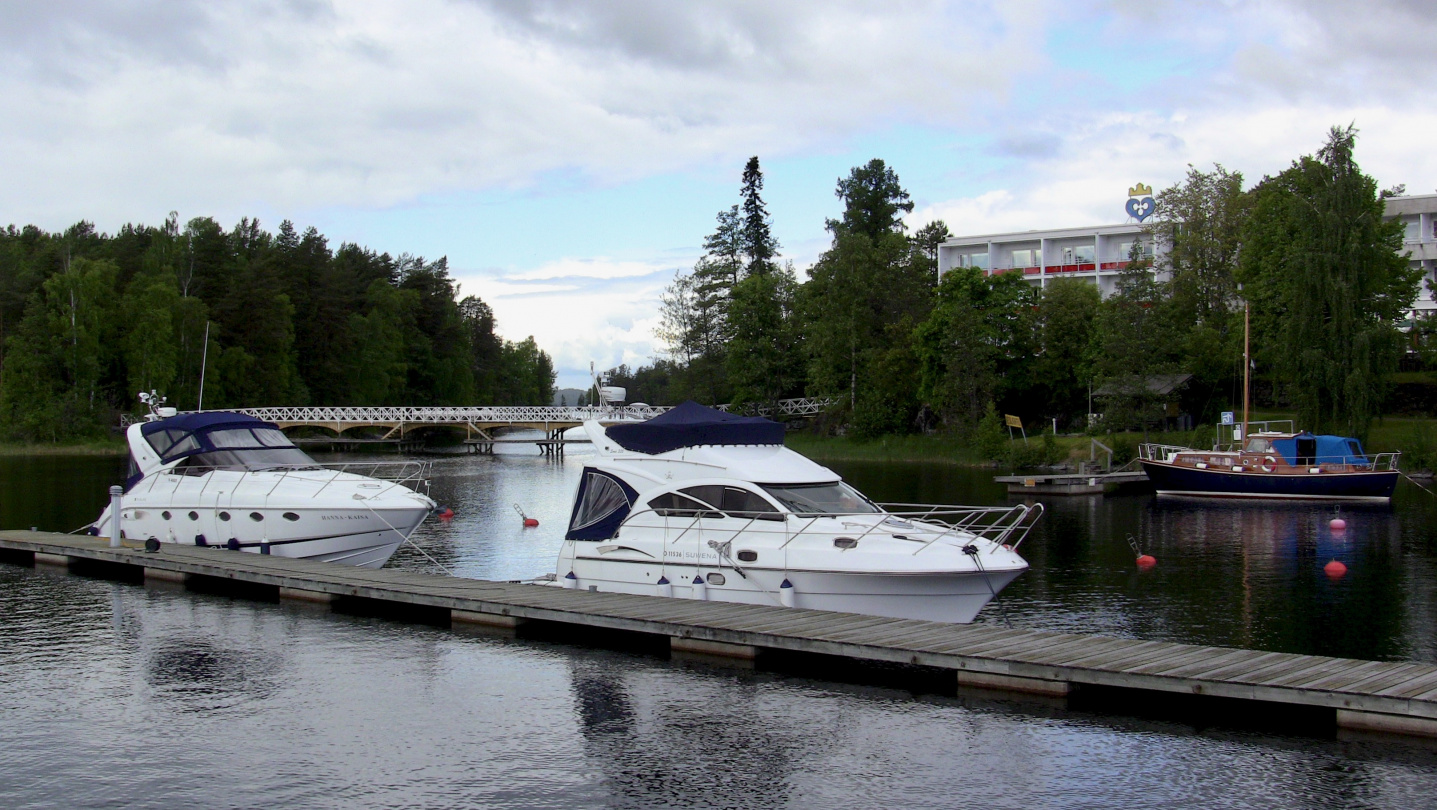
[1244,438,1272,453]
[669,486,783,521]
[176,447,319,472]
[207,427,297,449]
[648,492,720,518]
[760,482,881,516]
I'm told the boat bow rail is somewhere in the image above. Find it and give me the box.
[154,459,434,500]
[610,501,1043,556]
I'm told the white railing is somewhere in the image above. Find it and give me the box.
[120,397,838,429]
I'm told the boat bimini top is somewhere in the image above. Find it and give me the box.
[128,411,316,488]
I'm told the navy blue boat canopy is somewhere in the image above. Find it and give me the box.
[139,412,295,463]
[605,401,785,455]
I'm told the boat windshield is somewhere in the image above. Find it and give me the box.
[175,447,320,473]
[760,482,881,516]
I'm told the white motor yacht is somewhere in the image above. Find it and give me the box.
[546,402,1040,623]
[90,399,436,568]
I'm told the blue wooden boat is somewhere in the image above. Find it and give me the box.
[1139,423,1400,501]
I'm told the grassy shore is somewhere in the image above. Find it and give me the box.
[786,411,1437,469]
[0,439,127,456]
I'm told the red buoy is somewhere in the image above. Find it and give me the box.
[1330,518,1347,531]
[523,518,539,528]
[438,507,455,520]
[1136,554,1157,569]
[1324,559,1348,578]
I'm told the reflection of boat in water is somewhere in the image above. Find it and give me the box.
[90,396,435,568]
[541,402,1040,623]
[1140,421,1400,501]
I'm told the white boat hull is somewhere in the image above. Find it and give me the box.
[562,554,1023,624]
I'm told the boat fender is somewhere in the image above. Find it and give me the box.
[562,571,578,589]
[194,534,207,547]
[226,538,240,551]
[144,538,161,553]
[260,542,271,555]
[1260,455,1277,473]
[523,518,539,528]
[691,574,707,601]
[657,575,673,598]
[1136,554,1157,569]
[1330,518,1347,531]
[779,579,795,608]
[1324,559,1348,578]
[86,526,99,537]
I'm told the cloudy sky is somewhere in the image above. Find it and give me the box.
[4,0,1435,388]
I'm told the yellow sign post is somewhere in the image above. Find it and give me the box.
[1004,414,1027,443]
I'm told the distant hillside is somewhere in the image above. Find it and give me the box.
[552,388,587,407]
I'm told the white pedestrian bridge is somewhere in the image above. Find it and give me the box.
[125,397,837,453]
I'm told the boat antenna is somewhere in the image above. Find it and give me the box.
[197,320,211,411]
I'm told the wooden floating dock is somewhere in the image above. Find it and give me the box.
[994,470,1150,495]
[6,530,1437,740]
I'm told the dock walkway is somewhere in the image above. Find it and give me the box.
[5,530,1437,739]
[995,470,1149,495]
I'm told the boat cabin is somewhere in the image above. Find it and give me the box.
[129,412,316,488]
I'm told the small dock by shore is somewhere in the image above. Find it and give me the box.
[995,470,1150,495]
[5,529,1437,740]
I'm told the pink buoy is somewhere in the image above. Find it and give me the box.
[1136,554,1157,569]
[1324,559,1348,579]
[1330,518,1347,531]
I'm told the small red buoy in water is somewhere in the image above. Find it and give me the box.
[514,503,538,527]
[1330,518,1347,531]
[1136,554,1157,569]
[1324,559,1348,578]
[437,507,454,520]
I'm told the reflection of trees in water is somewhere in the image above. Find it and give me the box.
[567,658,817,809]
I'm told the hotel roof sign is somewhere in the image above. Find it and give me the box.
[1126,183,1155,223]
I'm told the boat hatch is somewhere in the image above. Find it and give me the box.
[567,469,639,541]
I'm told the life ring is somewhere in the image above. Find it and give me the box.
[1259,455,1277,473]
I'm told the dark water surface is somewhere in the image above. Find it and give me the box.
[4,447,1437,807]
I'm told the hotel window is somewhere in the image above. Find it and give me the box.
[1061,247,1074,264]
[957,252,989,270]
[1075,245,1095,263]
[1117,241,1153,260]
[1011,249,1038,268]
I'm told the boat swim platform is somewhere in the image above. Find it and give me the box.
[5,530,1437,741]
[995,470,1150,495]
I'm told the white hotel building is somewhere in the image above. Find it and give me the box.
[936,194,1437,317]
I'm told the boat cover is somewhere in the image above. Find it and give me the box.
[1267,433,1369,466]
[605,400,785,455]
[566,468,640,541]
[139,412,285,463]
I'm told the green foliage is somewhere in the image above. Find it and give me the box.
[914,268,1037,433]
[974,402,1007,461]
[1239,126,1420,440]
[0,217,556,441]
[726,266,800,412]
[1036,279,1101,424]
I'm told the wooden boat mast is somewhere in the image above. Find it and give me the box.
[1242,300,1250,446]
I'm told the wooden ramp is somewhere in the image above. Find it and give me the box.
[5,530,1437,739]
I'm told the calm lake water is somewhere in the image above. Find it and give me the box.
[5,443,1437,807]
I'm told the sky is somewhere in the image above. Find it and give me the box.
[4,0,1437,389]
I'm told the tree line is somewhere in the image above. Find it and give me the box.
[0,216,555,441]
[619,126,1418,442]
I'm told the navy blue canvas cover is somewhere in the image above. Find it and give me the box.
[605,401,784,455]
[566,468,640,541]
[139,412,282,462]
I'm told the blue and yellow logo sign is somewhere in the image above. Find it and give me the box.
[1126,183,1155,222]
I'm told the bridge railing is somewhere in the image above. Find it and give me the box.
[119,397,838,429]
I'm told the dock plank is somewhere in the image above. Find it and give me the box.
[8,529,1437,739]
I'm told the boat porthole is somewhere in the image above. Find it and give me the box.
[188,511,199,521]
[250,512,264,522]
[219,512,231,522]
[737,550,758,563]
[161,511,171,520]
[282,512,300,522]
[706,572,726,586]
[834,536,858,549]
